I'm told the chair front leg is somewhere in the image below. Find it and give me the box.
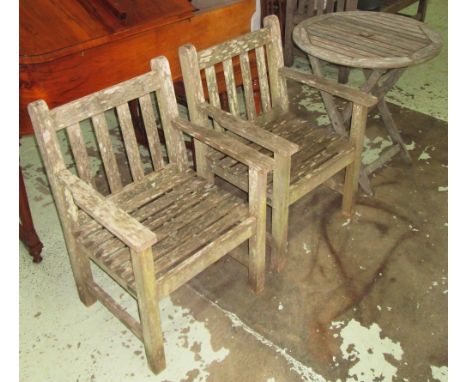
[62,187,96,306]
[342,104,368,216]
[271,153,291,273]
[131,247,166,374]
[248,168,268,293]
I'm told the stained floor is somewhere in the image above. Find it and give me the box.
[19,1,447,381]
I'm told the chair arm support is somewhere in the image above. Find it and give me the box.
[279,67,378,107]
[172,117,275,172]
[198,103,299,156]
[57,170,158,252]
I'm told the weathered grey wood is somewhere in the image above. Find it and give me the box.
[90,281,142,340]
[178,44,211,180]
[58,169,158,252]
[116,103,145,181]
[223,58,240,116]
[66,123,95,185]
[157,218,256,298]
[138,94,165,171]
[377,99,412,163]
[293,12,442,194]
[172,117,275,172]
[51,72,160,130]
[239,52,257,120]
[248,168,267,292]
[180,15,370,270]
[264,16,289,113]
[150,57,189,171]
[284,0,359,66]
[199,103,299,156]
[308,55,348,135]
[130,247,165,374]
[29,55,269,376]
[204,65,224,131]
[342,104,368,215]
[271,154,290,272]
[293,11,443,69]
[279,67,377,107]
[197,28,271,70]
[28,100,97,306]
[255,46,272,113]
[92,112,123,193]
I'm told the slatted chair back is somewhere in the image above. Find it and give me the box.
[29,60,188,198]
[180,16,288,126]
[284,0,358,66]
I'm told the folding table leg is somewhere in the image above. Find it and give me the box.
[308,56,373,195]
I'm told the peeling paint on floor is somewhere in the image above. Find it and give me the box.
[431,365,448,382]
[334,319,404,382]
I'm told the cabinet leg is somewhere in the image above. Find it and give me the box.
[19,165,43,263]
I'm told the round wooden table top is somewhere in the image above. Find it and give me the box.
[293,11,443,69]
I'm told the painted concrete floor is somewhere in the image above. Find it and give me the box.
[19,1,447,381]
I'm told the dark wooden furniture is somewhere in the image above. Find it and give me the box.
[28,56,271,374]
[19,165,43,263]
[180,15,376,271]
[293,10,442,192]
[19,0,256,261]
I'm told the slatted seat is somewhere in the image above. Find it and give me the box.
[180,15,377,271]
[75,165,251,296]
[28,56,273,375]
[210,113,354,203]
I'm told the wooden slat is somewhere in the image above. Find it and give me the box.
[51,72,159,130]
[317,0,325,16]
[279,67,377,107]
[116,103,145,182]
[158,218,255,299]
[264,16,289,112]
[152,200,248,274]
[204,65,224,131]
[255,46,271,113]
[222,58,240,116]
[197,28,271,69]
[239,52,256,120]
[66,123,94,185]
[336,0,345,11]
[91,177,216,262]
[89,282,142,340]
[199,103,299,156]
[139,94,165,171]
[172,117,275,171]
[91,112,123,193]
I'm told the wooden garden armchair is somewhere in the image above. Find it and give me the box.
[179,15,377,272]
[28,56,272,374]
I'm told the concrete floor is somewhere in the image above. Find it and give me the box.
[19,1,447,381]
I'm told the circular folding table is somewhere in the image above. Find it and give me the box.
[293,11,442,193]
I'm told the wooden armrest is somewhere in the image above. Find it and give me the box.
[57,170,157,252]
[279,67,378,107]
[198,103,299,156]
[172,117,274,172]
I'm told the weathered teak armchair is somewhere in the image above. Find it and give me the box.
[28,56,272,374]
[284,0,358,69]
[179,15,377,271]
